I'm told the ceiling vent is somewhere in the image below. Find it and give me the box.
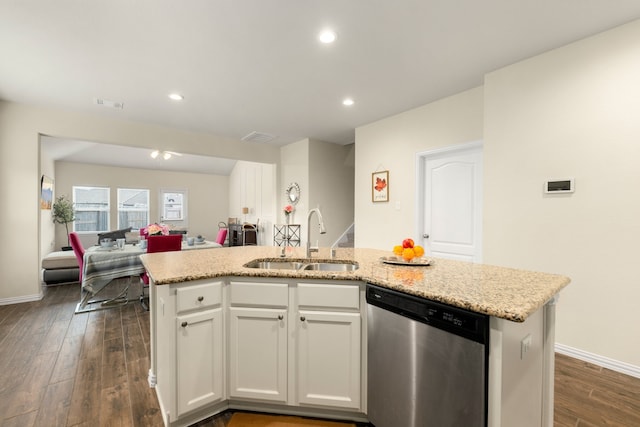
[94,98,124,109]
[241,131,275,143]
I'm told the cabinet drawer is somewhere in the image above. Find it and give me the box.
[176,281,222,313]
[298,283,360,310]
[230,281,288,307]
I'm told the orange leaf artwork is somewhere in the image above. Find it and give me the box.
[372,170,389,202]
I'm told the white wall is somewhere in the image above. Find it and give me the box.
[308,140,355,247]
[484,20,640,367]
[280,139,310,233]
[228,160,277,245]
[354,20,640,367]
[0,103,43,303]
[0,101,279,303]
[280,138,355,249]
[355,87,484,249]
[55,161,229,247]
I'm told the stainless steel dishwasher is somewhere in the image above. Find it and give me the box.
[366,284,489,427]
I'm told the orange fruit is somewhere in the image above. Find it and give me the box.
[393,245,403,256]
[413,245,425,257]
[402,248,415,261]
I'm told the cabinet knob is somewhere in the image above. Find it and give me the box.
[181,321,188,328]
[300,316,306,322]
[197,296,204,302]
[277,315,284,320]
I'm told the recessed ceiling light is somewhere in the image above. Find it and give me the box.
[318,29,337,44]
[342,98,354,106]
[168,93,184,101]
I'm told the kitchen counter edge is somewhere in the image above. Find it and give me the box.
[140,246,570,322]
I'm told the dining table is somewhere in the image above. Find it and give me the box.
[76,240,222,313]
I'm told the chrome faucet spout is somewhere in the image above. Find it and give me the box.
[306,207,327,258]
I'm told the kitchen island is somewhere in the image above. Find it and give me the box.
[141,246,570,427]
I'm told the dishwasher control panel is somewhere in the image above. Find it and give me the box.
[366,284,488,344]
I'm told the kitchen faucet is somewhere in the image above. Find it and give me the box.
[306,207,326,258]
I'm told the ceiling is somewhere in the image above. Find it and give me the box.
[41,136,238,175]
[4,1,640,172]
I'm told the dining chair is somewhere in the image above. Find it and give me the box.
[69,232,85,283]
[242,219,259,246]
[140,234,183,310]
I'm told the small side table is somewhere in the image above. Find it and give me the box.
[273,224,301,247]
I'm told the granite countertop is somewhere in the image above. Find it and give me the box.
[140,246,570,322]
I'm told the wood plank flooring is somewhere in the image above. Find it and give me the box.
[0,281,165,427]
[554,352,640,426]
[0,282,638,426]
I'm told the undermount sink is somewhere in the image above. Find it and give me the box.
[302,262,359,272]
[243,260,304,270]
[243,259,359,272]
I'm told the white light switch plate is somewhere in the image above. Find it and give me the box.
[521,334,532,359]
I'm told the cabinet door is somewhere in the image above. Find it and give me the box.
[176,308,224,416]
[229,307,288,403]
[297,310,361,410]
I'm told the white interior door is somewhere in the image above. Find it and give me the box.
[420,143,482,262]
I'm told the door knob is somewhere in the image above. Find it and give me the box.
[423,233,430,239]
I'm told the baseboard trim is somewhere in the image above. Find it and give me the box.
[555,343,640,379]
[0,291,44,306]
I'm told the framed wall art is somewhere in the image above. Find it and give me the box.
[40,175,54,210]
[372,170,389,202]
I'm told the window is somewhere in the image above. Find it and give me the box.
[118,188,149,230]
[159,188,188,228]
[162,191,184,221]
[73,186,110,232]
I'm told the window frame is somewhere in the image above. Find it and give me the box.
[117,187,150,230]
[72,186,110,233]
[159,188,188,228]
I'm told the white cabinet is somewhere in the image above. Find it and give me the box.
[176,308,224,415]
[297,310,361,409]
[228,281,289,403]
[151,279,225,424]
[152,277,365,426]
[296,283,362,410]
[229,307,288,402]
[228,280,363,411]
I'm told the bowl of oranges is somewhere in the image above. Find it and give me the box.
[382,238,431,266]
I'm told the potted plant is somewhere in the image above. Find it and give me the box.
[52,195,75,251]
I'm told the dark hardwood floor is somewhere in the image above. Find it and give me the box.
[0,282,638,426]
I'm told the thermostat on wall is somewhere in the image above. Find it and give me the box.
[544,178,574,194]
